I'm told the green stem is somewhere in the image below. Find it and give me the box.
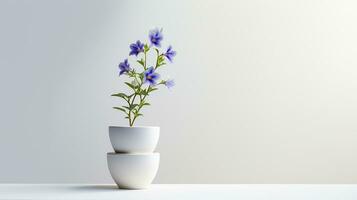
[131,94,148,126]
[155,54,159,69]
[128,47,151,127]
[144,51,147,70]
[128,111,132,126]
[129,93,137,126]
[125,97,132,126]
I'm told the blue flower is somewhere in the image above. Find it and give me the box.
[118,59,131,75]
[164,46,176,62]
[165,79,175,88]
[149,28,163,47]
[144,67,160,85]
[129,40,144,56]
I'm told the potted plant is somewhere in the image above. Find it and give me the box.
[107,28,176,189]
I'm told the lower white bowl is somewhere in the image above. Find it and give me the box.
[107,152,160,189]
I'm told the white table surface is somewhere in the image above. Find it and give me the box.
[0,184,356,200]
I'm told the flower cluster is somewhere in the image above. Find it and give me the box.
[112,28,176,126]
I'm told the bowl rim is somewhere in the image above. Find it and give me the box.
[109,126,160,129]
[107,152,160,156]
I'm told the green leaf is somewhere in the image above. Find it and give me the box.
[127,69,137,77]
[140,89,148,95]
[122,106,130,110]
[148,87,158,93]
[135,113,143,117]
[144,44,150,53]
[139,100,150,106]
[139,73,144,80]
[113,107,126,113]
[135,88,142,94]
[129,104,138,110]
[156,55,166,68]
[137,59,145,67]
[111,93,128,98]
[125,82,136,90]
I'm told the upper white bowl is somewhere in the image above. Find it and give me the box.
[109,126,160,153]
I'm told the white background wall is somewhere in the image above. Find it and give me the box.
[1,0,357,183]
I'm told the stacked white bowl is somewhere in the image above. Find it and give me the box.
[107,126,160,189]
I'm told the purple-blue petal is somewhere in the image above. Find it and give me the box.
[129,40,144,56]
[118,59,131,76]
[149,28,163,47]
[151,73,160,80]
[147,66,155,74]
[164,45,176,62]
[143,67,160,85]
[165,79,175,88]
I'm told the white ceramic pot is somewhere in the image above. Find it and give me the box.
[107,153,160,189]
[109,126,159,153]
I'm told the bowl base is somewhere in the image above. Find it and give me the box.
[117,184,149,190]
